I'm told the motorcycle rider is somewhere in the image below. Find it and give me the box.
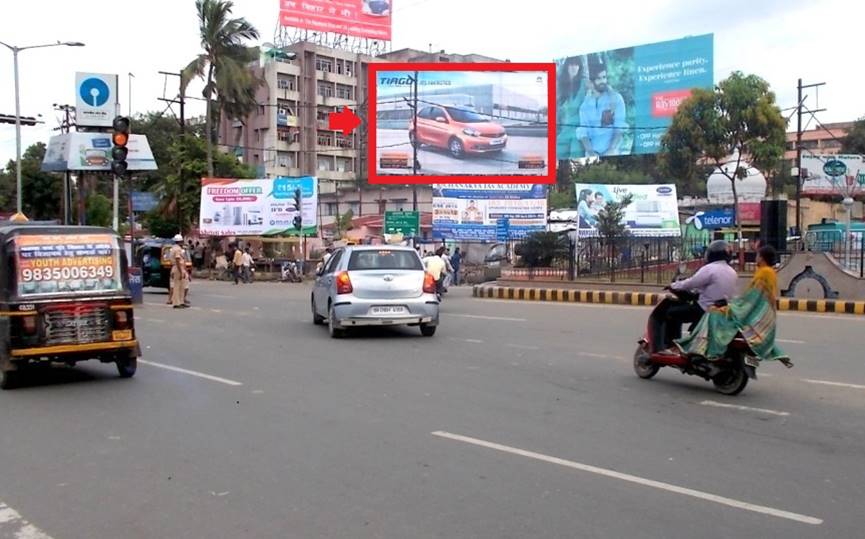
[659,240,738,353]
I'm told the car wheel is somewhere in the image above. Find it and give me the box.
[448,137,465,159]
[420,324,437,337]
[312,296,325,325]
[328,303,346,339]
[116,357,137,378]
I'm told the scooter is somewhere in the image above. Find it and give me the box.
[633,288,783,396]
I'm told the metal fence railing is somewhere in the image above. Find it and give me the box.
[801,230,865,278]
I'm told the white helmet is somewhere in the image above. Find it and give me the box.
[173,234,183,243]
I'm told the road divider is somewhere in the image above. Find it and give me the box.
[473,285,865,315]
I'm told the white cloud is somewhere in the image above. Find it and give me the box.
[1,0,863,165]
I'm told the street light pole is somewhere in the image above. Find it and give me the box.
[0,40,85,215]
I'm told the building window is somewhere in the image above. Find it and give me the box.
[317,131,334,147]
[277,152,293,168]
[317,81,334,98]
[326,203,337,216]
[335,133,353,149]
[255,130,261,143]
[344,61,354,77]
[315,57,334,73]
[317,155,334,171]
[336,157,352,172]
[336,84,353,100]
[258,105,265,116]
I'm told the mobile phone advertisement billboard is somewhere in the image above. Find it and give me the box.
[199,177,318,237]
[432,184,547,241]
[556,34,713,159]
[575,183,680,237]
[370,63,556,184]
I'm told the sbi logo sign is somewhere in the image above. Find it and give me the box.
[79,77,111,107]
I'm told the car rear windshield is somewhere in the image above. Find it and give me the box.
[347,250,423,271]
[445,106,488,123]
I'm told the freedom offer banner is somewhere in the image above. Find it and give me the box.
[575,183,680,237]
[199,177,318,237]
[432,184,547,241]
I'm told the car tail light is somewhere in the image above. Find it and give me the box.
[423,272,437,294]
[21,315,38,335]
[114,310,130,330]
[335,271,353,295]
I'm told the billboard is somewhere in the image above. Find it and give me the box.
[432,184,547,241]
[279,0,392,40]
[42,133,157,172]
[75,72,118,128]
[556,34,713,159]
[800,154,865,196]
[370,63,556,184]
[198,177,318,237]
[575,183,680,237]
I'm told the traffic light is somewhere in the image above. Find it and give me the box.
[293,188,303,230]
[111,116,131,176]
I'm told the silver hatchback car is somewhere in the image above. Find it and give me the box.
[311,245,440,338]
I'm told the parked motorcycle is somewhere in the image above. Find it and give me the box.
[281,261,303,283]
[633,287,788,395]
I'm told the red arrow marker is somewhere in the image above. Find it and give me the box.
[328,107,362,135]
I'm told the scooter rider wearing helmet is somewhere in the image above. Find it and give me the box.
[660,240,738,352]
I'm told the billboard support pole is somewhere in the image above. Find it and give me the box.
[411,71,418,212]
[112,174,120,231]
[795,78,826,240]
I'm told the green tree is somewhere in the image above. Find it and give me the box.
[548,183,575,210]
[0,143,62,219]
[85,193,112,227]
[514,231,569,268]
[660,71,786,242]
[144,212,181,239]
[841,117,865,154]
[182,0,261,177]
[595,195,633,278]
[572,161,652,185]
[154,134,255,233]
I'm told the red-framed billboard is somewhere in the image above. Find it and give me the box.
[279,0,392,41]
[368,62,557,184]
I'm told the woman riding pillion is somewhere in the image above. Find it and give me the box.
[676,245,789,363]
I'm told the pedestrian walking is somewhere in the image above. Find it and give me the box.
[233,246,244,285]
[170,234,189,309]
[441,248,454,289]
[193,241,205,270]
[241,247,254,283]
[451,247,462,286]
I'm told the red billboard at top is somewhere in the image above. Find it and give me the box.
[279,0,393,41]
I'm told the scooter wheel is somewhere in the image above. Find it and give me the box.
[712,366,748,396]
[633,343,660,379]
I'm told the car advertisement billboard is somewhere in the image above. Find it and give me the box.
[41,133,157,172]
[800,154,865,196]
[432,184,547,241]
[279,0,392,40]
[369,63,556,184]
[575,183,680,237]
[199,177,318,237]
[556,34,713,159]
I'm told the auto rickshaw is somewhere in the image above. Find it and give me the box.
[136,238,192,289]
[0,222,141,389]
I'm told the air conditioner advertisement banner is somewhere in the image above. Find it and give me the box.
[432,184,547,241]
[199,177,318,237]
[574,183,680,237]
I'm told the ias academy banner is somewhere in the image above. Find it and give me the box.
[432,184,547,241]
[279,0,392,40]
[556,34,713,159]
[199,177,318,237]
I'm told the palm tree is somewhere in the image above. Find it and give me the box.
[182,0,260,177]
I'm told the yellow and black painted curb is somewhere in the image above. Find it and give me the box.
[472,285,865,315]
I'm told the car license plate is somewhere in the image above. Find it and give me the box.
[744,356,760,368]
[112,330,133,341]
[490,138,504,145]
[370,306,407,316]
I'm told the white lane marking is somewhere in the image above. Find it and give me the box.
[449,313,527,322]
[448,337,484,344]
[143,318,166,324]
[203,294,233,299]
[802,379,865,390]
[776,338,806,344]
[210,309,223,314]
[138,360,243,386]
[0,501,54,538]
[506,344,540,350]
[431,431,822,526]
[578,351,613,359]
[699,400,790,417]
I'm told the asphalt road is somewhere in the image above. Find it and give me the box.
[376,129,549,176]
[1,281,864,538]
